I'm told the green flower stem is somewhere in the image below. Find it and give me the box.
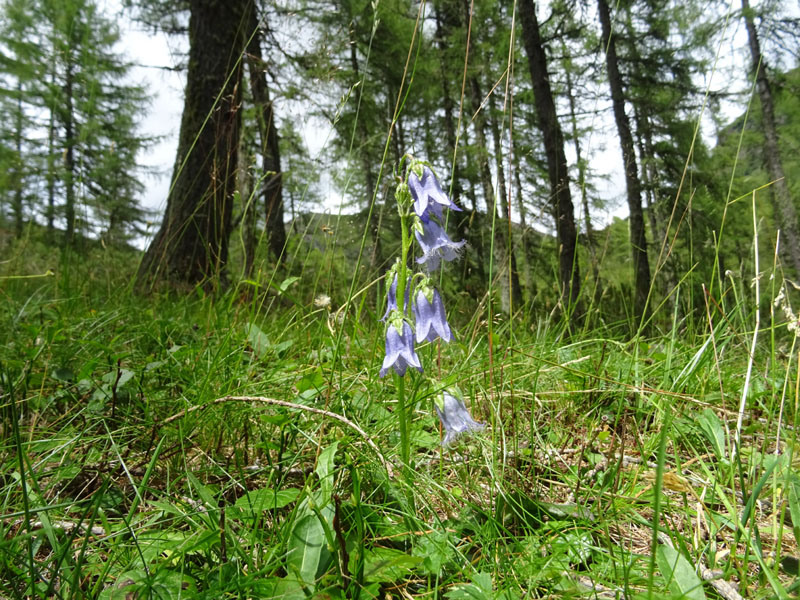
[395,209,411,466]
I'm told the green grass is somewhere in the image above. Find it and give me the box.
[0,226,798,600]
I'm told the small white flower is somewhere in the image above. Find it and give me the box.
[314,294,331,309]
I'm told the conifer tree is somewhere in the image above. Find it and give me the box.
[136,0,248,289]
[0,0,151,245]
[741,0,800,276]
[518,0,581,315]
[597,0,651,328]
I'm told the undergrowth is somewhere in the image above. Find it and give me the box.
[0,229,798,600]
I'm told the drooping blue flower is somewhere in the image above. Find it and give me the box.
[379,320,423,377]
[413,287,452,343]
[415,219,466,271]
[409,166,462,222]
[381,274,412,321]
[435,392,484,446]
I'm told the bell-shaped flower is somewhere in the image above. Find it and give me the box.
[409,166,462,222]
[434,391,484,446]
[379,318,423,377]
[413,287,452,343]
[381,274,412,321]
[415,219,466,271]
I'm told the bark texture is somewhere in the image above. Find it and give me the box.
[518,0,581,310]
[597,0,651,326]
[742,0,800,276]
[247,8,286,265]
[136,0,245,290]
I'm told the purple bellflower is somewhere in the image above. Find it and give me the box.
[435,391,485,446]
[381,273,412,321]
[409,166,462,222]
[379,320,423,377]
[415,219,466,271]
[413,287,452,343]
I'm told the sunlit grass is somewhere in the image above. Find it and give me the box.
[0,222,797,599]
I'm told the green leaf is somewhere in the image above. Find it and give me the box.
[51,367,75,382]
[186,471,218,516]
[445,572,494,600]
[362,547,422,583]
[316,441,338,501]
[279,276,301,293]
[696,409,726,460]
[413,530,455,576]
[656,544,706,600]
[252,576,306,599]
[234,487,300,515]
[245,322,271,358]
[287,512,327,586]
[788,474,800,544]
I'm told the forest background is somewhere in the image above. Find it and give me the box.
[2,0,800,598]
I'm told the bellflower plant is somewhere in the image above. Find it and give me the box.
[415,219,467,271]
[413,284,451,343]
[434,390,485,446]
[379,155,484,461]
[409,166,462,222]
[379,318,423,377]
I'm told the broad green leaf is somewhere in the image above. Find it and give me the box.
[656,544,706,600]
[252,576,306,599]
[696,409,726,460]
[316,441,338,501]
[246,322,271,358]
[362,547,422,583]
[413,529,455,576]
[234,487,300,515]
[51,367,75,382]
[788,474,800,543]
[444,572,494,600]
[286,512,326,586]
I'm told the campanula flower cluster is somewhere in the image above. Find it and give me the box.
[379,158,483,446]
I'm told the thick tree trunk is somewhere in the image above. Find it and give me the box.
[742,0,800,276]
[136,0,245,291]
[247,10,286,265]
[518,0,581,312]
[597,0,651,327]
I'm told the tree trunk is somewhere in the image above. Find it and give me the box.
[467,71,514,314]
[563,52,599,291]
[46,81,56,242]
[238,131,256,280]
[63,60,76,247]
[742,0,800,276]
[349,35,383,270]
[597,0,651,327]
[136,0,245,291]
[13,82,23,239]
[487,88,523,307]
[518,0,581,313]
[435,0,474,283]
[247,10,286,265]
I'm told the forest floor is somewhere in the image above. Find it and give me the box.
[0,234,798,599]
